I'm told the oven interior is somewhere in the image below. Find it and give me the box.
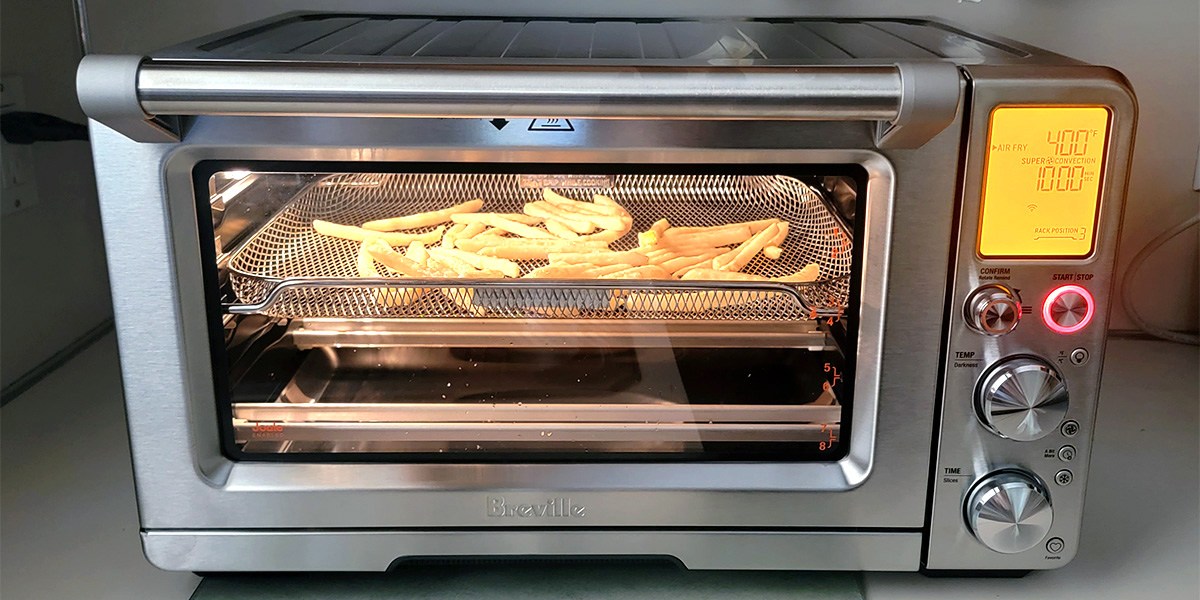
[199,164,865,462]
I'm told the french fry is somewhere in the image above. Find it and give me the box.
[638,230,658,248]
[548,250,648,267]
[440,223,467,249]
[774,263,821,283]
[405,241,430,265]
[542,191,633,231]
[313,220,445,246]
[660,250,722,274]
[425,247,488,276]
[680,268,770,282]
[521,263,636,278]
[364,239,436,277]
[661,219,778,239]
[356,242,380,278]
[523,202,594,234]
[357,242,427,307]
[459,222,488,239]
[524,263,605,278]
[600,265,673,280]
[373,241,497,315]
[641,248,678,263]
[659,225,753,249]
[429,247,521,278]
[455,237,608,261]
[543,218,580,239]
[577,228,627,244]
[713,222,780,272]
[768,221,789,246]
[578,212,629,232]
[453,213,553,239]
[450,212,543,226]
[361,199,483,231]
[592,194,631,218]
[543,189,620,216]
[639,218,670,247]
[763,246,783,260]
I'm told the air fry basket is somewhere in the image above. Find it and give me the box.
[225,173,853,321]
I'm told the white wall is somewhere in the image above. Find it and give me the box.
[1,0,113,388]
[80,0,1199,333]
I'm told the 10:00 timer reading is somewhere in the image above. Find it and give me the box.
[1037,128,1099,192]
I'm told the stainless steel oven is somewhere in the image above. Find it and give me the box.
[77,14,1136,574]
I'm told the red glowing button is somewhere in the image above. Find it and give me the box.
[1042,285,1095,334]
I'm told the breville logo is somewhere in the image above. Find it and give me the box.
[487,496,586,518]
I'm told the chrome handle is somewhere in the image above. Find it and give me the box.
[78,55,960,146]
[136,61,904,120]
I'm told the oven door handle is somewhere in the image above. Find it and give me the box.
[77,55,960,147]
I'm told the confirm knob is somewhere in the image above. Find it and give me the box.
[976,357,1069,441]
[965,284,1022,335]
[966,470,1054,554]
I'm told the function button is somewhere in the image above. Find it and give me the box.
[1043,285,1096,334]
[1058,445,1076,462]
[1054,469,1074,486]
[1060,420,1081,438]
[1046,537,1066,554]
[1070,348,1090,366]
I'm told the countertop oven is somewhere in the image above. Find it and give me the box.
[77,14,1135,574]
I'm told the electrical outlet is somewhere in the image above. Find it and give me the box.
[1,75,39,216]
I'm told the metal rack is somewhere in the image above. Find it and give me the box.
[226,172,853,321]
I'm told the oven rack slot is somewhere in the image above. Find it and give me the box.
[283,317,836,349]
[232,403,841,444]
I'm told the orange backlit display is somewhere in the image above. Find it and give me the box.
[978,106,1110,258]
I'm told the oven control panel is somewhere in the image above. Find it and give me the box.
[928,265,1109,572]
[924,71,1135,573]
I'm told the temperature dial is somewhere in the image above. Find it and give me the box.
[976,357,1069,441]
[965,285,1022,336]
[966,470,1054,554]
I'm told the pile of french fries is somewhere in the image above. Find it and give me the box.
[309,188,821,313]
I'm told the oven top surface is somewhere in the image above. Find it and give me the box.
[154,15,1069,66]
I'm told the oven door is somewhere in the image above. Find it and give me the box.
[87,74,964,573]
[213,163,860,464]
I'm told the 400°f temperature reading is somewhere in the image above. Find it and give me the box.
[978,107,1111,258]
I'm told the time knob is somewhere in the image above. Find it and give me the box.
[976,357,1069,441]
[965,470,1054,554]
[965,285,1022,336]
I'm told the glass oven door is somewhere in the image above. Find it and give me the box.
[199,165,864,462]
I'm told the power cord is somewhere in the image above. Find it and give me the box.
[1120,213,1200,345]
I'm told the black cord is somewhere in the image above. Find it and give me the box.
[1120,213,1200,345]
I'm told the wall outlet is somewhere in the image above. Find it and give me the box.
[1,76,40,217]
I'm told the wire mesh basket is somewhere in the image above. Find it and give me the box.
[226,172,853,321]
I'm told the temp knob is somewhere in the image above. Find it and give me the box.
[965,285,1021,336]
[976,357,1069,441]
[966,470,1054,554]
